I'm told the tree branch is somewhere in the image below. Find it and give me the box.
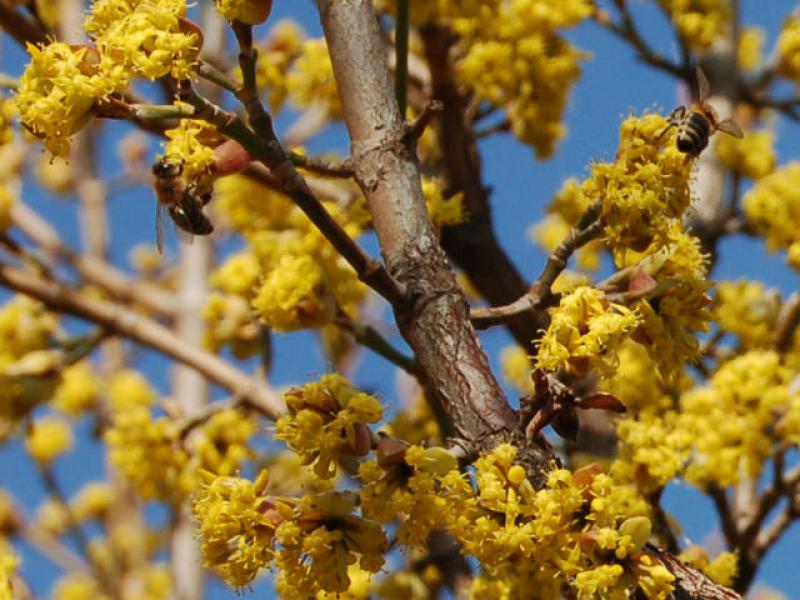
[317,0,522,446]
[0,262,283,419]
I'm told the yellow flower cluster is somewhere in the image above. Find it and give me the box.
[0,297,60,426]
[162,118,219,197]
[106,367,256,501]
[615,413,691,493]
[275,374,382,478]
[86,0,201,81]
[0,539,16,600]
[286,39,342,118]
[422,178,465,228]
[275,491,387,596]
[51,361,100,416]
[212,174,366,331]
[715,280,780,348]
[439,444,673,599]
[359,444,456,546]
[500,345,535,395]
[623,224,712,379]
[0,97,15,147]
[17,0,201,155]
[778,17,800,84]
[16,43,118,156]
[214,0,272,25]
[716,130,775,179]
[254,20,305,113]
[679,546,738,587]
[656,0,731,50]
[536,286,640,379]
[25,416,74,466]
[438,0,592,158]
[744,162,800,269]
[681,350,800,488]
[739,27,765,71]
[105,403,192,502]
[600,340,677,416]
[193,469,279,587]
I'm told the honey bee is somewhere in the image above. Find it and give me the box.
[151,158,214,253]
[658,68,743,158]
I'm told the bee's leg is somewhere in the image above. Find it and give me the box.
[656,106,686,141]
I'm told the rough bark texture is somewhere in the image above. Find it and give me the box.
[317,0,517,446]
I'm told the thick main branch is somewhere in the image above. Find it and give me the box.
[317,0,517,444]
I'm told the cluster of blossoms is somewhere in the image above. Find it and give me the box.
[0,539,16,600]
[714,280,781,349]
[376,0,592,158]
[17,0,204,155]
[104,369,256,502]
[778,17,800,84]
[716,129,776,180]
[656,0,731,50]
[744,162,800,269]
[208,174,367,335]
[534,114,711,382]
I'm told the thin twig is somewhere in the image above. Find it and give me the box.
[334,307,418,375]
[0,262,283,418]
[470,202,603,329]
[406,100,443,142]
[289,152,355,178]
[775,292,800,353]
[10,201,176,318]
[178,82,405,305]
[394,0,410,115]
[707,485,740,549]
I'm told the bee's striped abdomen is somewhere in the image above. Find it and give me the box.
[676,111,711,155]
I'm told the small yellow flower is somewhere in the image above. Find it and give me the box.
[25,416,74,466]
[716,130,775,179]
[214,0,272,24]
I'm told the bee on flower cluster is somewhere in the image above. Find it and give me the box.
[658,68,743,158]
[151,157,214,253]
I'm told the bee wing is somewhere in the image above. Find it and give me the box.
[156,202,169,254]
[716,118,744,139]
[695,66,710,102]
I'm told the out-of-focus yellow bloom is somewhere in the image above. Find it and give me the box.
[536,286,640,378]
[193,408,257,476]
[314,564,373,599]
[422,179,464,228]
[681,350,798,488]
[744,162,800,269]
[51,361,99,416]
[36,155,75,195]
[25,416,73,466]
[500,345,535,395]
[778,17,800,85]
[739,27,764,71]
[715,280,780,348]
[0,539,16,600]
[51,572,109,600]
[679,547,738,587]
[203,292,261,358]
[214,0,272,24]
[107,369,156,411]
[286,39,341,118]
[105,406,191,501]
[657,0,731,50]
[255,20,305,113]
[210,252,261,296]
[276,374,382,478]
[36,498,69,536]
[374,570,430,600]
[0,186,13,234]
[70,481,114,522]
[0,97,15,147]
[716,130,775,179]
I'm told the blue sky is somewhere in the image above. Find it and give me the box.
[2,1,800,597]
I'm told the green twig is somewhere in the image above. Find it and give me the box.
[394,0,410,116]
[335,307,418,375]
